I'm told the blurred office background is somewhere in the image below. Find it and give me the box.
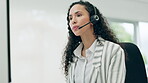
[10,0,148,83]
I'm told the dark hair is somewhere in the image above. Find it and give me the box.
[62,1,119,77]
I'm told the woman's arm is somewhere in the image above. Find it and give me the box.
[107,47,126,83]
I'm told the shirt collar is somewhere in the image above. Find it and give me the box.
[86,39,97,53]
[73,43,83,58]
[74,39,97,58]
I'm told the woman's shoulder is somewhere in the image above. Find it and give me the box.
[98,37,120,48]
[106,40,120,47]
[104,40,124,54]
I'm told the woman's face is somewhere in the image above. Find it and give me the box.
[68,4,92,36]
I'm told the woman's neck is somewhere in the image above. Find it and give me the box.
[80,30,96,50]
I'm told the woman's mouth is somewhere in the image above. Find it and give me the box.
[72,26,79,31]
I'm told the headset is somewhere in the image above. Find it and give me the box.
[90,5,99,24]
[79,5,99,29]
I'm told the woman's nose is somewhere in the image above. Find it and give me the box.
[71,18,77,24]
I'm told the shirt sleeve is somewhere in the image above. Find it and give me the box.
[107,47,126,83]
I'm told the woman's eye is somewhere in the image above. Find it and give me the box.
[77,14,82,17]
[69,17,72,20]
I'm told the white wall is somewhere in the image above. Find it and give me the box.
[0,0,9,83]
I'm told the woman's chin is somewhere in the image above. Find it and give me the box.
[74,34,80,36]
[74,32,81,36]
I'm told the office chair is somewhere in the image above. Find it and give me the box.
[120,43,147,83]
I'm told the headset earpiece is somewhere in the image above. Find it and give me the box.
[90,15,99,24]
[90,6,99,24]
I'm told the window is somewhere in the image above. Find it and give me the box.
[109,21,134,43]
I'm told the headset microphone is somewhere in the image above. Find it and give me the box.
[78,6,99,29]
[78,15,99,29]
[78,22,91,29]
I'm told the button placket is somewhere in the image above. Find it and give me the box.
[82,58,88,83]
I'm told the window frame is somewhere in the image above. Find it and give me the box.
[107,18,139,44]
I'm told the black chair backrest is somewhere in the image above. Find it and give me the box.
[120,43,147,83]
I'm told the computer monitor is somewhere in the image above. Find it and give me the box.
[0,0,11,82]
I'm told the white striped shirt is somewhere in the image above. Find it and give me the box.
[67,37,126,83]
[73,40,97,83]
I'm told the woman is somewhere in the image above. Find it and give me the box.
[62,1,126,83]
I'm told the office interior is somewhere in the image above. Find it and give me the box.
[1,0,148,83]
